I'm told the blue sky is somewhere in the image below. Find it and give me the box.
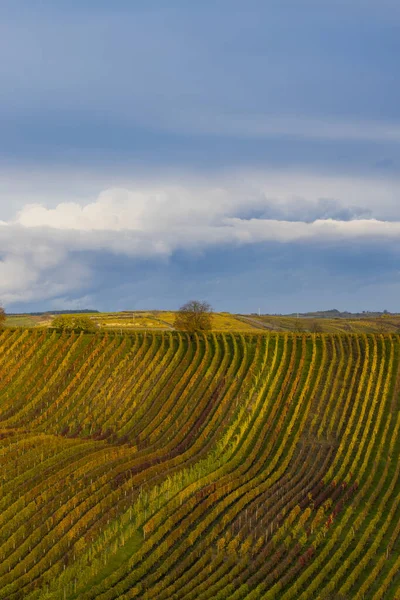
[0,0,399,313]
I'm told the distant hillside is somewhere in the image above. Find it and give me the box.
[7,309,99,316]
[283,308,394,318]
[238,313,400,333]
[5,309,400,333]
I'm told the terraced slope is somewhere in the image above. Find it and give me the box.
[0,329,399,599]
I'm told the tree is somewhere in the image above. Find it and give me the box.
[174,300,213,332]
[0,305,5,329]
[50,314,98,333]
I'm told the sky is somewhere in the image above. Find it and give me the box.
[0,0,399,314]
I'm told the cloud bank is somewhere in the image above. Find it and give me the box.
[0,171,399,308]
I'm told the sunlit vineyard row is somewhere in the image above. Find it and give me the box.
[0,328,399,599]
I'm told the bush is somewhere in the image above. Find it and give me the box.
[51,314,98,333]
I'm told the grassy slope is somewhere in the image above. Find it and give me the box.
[4,314,53,328]
[0,330,399,599]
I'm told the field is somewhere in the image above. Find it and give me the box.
[62,312,263,332]
[4,312,255,332]
[0,328,399,599]
[5,310,400,334]
[4,314,54,328]
[239,314,400,334]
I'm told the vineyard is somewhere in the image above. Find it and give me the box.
[0,328,399,599]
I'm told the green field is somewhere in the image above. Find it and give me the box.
[0,328,399,598]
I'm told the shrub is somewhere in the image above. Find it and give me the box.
[51,314,97,333]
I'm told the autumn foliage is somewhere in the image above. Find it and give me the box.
[174,300,213,332]
[0,329,398,599]
[51,313,98,332]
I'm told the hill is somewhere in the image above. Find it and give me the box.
[285,308,391,318]
[5,309,400,334]
[0,329,399,599]
[237,313,400,334]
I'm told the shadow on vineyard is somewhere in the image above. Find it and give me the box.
[0,329,399,599]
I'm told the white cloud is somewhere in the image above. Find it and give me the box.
[1,170,400,307]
